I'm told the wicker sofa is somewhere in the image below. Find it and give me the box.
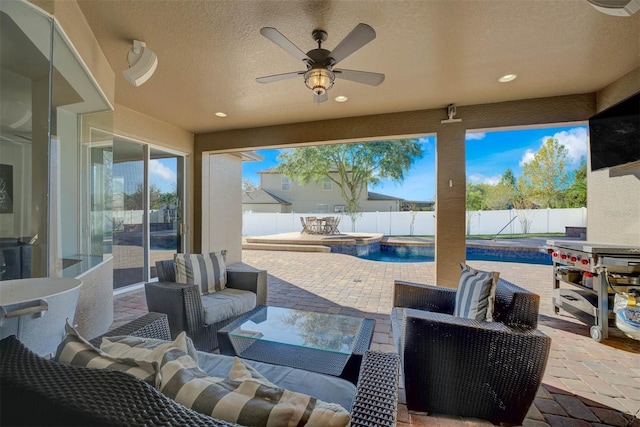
[0,312,400,427]
[392,278,551,425]
[145,260,267,352]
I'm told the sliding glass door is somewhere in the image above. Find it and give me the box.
[149,148,185,280]
[112,139,186,289]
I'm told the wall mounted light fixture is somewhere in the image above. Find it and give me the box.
[123,40,158,87]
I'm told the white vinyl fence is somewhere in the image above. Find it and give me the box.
[242,208,587,236]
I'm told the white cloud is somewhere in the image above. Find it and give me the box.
[520,127,587,167]
[149,160,176,182]
[545,127,587,164]
[466,132,486,141]
[468,173,501,185]
[519,149,536,166]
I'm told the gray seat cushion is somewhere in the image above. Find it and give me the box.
[201,288,257,325]
[197,351,357,411]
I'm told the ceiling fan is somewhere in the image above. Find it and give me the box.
[256,23,385,103]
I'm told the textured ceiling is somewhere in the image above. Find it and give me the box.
[76,0,640,134]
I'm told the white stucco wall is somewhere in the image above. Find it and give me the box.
[202,153,242,264]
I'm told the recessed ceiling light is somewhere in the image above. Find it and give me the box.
[215,112,227,117]
[498,74,517,83]
[334,95,348,103]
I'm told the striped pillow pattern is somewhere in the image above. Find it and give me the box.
[454,263,499,321]
[100,332,199,367]
[174,251,227,295]
[157,349,351,427]
[55,322,157,385]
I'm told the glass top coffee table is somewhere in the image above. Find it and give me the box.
[217,306,375,384]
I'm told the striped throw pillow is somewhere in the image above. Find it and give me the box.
[55,322,157,385]
[158,350,351,427]
[99,332,199,367]
[454,263,499,321]
[174,251,227,295]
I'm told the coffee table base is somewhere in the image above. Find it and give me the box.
[217,306,375,384]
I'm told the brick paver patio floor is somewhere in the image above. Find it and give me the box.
[113,250,640,426]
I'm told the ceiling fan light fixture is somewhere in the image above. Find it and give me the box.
[304,68,335,96]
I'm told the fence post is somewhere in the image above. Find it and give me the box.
[547,207,550,234]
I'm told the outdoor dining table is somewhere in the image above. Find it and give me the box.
[302,216,338,234]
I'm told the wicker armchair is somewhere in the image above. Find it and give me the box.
[145,260,267,352]
[392,278,551,425]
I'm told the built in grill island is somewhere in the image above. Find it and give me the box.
[543,240,640,342]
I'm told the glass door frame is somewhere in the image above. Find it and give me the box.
[112,134,188,292]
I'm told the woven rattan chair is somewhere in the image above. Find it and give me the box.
[391,278,551,425]
[145,260,267,352]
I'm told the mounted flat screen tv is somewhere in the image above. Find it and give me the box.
[588,91,640,171]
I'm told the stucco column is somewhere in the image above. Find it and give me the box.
[435,125,467,288]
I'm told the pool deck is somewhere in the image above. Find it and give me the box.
[243,232,557,253]
[112,244,640,427]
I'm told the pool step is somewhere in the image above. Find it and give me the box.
[242,242,331,253]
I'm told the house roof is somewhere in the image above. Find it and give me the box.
[74,1,639,134]
[242,189,291,205]
[367,191,404,201]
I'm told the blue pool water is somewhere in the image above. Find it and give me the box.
[358,247,552,265]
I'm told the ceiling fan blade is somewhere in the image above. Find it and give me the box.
[329,23,376,65]
[314,92,328,103]
[334,69,385,86]
[256,71,306,84]
[260,27,313,63]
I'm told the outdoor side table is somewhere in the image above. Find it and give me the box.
[217,305,375,384]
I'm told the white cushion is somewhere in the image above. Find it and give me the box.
[454,263,499,321]
[157,349,350,427]
[197,353,357,411]
[174,251,227,295]
[201,288,257,325]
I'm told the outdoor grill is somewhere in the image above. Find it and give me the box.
[544,240,640,342]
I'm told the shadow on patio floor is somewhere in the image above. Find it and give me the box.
[113,250,640,426]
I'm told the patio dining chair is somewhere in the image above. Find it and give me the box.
[306,216,318,234]
[299,217,312,234]
[325,216,340,234]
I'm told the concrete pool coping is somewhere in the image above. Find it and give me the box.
[243,233,564,253]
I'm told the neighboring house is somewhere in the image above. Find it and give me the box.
[242,189,291,213]
[245,168,432,213]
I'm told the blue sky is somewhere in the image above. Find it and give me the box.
[149,158,177,193]
[241,125,588,201]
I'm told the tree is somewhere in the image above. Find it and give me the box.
[122,183,170,210]
[565,156,587,207]
[520,137,570,208]
[276,140,423,230]
[484,168,519,210]
[242,179,259,192]
[466,182,490,211]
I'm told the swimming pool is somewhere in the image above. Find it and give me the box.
[358,246,552,265]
